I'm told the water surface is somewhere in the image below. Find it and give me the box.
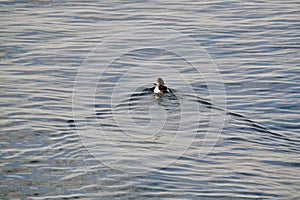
[1,0,300,199]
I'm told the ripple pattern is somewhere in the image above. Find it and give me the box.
[1,0,299,199]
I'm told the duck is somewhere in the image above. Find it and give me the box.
[154,77,170,94]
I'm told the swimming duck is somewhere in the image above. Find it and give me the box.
[154,77,170,94]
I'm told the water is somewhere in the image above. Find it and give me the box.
[1,0,300,199]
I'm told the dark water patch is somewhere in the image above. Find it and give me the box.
[262,160,300,168]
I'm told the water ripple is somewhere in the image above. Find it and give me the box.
[1,0,299,199]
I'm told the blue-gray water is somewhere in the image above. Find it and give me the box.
[1,1,300,199]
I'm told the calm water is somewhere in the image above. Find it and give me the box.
[1,0,300,199]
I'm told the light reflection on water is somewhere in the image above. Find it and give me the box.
[1,0,300,199]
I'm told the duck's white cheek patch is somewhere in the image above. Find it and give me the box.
[154,86,160,93]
